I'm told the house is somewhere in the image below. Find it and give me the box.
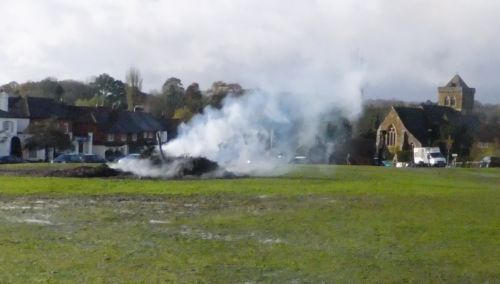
[7,96,75,160]
[0,91,30,157]
[375,75,478,161]
[71,107,171,159]
[2,93,177,161]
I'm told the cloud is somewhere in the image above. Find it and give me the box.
[0,0,499,103]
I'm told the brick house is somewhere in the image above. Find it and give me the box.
[2,94,177,161]
[70,107,171,159]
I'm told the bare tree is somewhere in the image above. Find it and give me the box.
[125,67,143,111]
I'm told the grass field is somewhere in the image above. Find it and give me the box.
[0,165,499,283]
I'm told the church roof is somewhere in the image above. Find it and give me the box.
[444,74,470,89]
[420,104,461,125]
[391,104,475,145]
[393,107,429,143]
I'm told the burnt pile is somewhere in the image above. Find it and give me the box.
[150,156,228,178]
[48,164,127,178]
[45,156,234,179]
[174,156,219,176]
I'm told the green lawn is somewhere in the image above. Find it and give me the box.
[0,165,498,283]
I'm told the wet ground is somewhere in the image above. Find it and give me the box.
[0,195,304,245]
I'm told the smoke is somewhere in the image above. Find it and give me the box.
[160,70,364,175]
[110,69,364,178]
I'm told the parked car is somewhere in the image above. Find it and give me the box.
[82,154,106,163]
[52,154,84,163]
[0,155,24,164]
[381,160,393,167]
[480,156,500,168]
[290,156,310,164]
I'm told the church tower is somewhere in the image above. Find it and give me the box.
[437,75,475,113]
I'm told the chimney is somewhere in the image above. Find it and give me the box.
[0,91,8,112]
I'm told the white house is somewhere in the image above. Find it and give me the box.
[0,91,30,157]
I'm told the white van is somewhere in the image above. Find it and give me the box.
[413,147,447,167]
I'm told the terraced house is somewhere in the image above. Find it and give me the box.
[70,106,170,160]
[1,92,175,161]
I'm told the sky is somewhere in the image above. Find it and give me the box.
[1,0,499,103]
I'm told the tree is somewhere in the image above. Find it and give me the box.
[15,78,65,100]
[125,67,143,111]
[89,74,126,108]
[24,119,72,161]
[162,77,185,118]
[184,82,204,113]
[0,81,20,95]
[207,81,243,109]
[59,80,94,105]
[173,107,195,122]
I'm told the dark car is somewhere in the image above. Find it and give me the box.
[480,156,500,168]
[53,154,84,163]
[0,155,24,164]
[82,154,106,163]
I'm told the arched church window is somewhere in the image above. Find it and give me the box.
[445,96,451,106]
[450,96,456,107]
[386,125,396,147]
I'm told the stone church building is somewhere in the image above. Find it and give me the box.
[375,75,475,156]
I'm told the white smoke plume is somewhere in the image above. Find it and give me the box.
[111,70,364,178]
[160,71,364,176]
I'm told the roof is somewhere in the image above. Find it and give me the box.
[103,111,164,134]
[8,96,167,134]
[445,74,470,88]
[71,106,165,134]
[8,96,71,119]
[421,104,461,125]
[392,104,479,144]
[393,107,429,143]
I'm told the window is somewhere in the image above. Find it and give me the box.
[445,96,451,106]
[386,125,397,147]
[450,96,456,107]
[121,134,127,142]
[2,121,12,132]
[143,132,148,139]
[132,133,137,142]
[107,134,115,142]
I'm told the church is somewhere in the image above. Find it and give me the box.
[375,75,477,157]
